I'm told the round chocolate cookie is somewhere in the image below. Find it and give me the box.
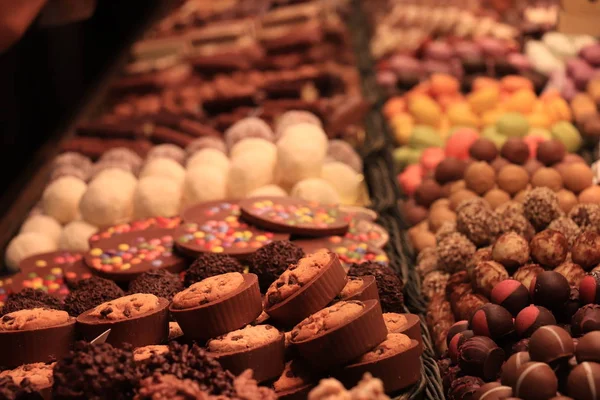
[128,269,183,301]
[184,254,244,287]
[176,201,289,258]
[239,197,349,237]
[63,276,125,317]
[247,241,305,292]
[85,217,185,282]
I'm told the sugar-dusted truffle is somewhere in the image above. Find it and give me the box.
[436,232,476,274]
[456,199,500,246]
[523,187,562,230]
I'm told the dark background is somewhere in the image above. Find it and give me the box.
[0,0,163,210]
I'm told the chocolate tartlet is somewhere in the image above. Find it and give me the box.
[63,276,124,317]
[183,253,244,288]
[0,362,54,400]
[290,300,387,370]
[337,276,380,303]
[247,240,305,292]
[0,375,44,400]
[170,273,262,341]
[207,324,285,383]
[1,289,64,317]
[127,269,183,301]
[0,308,76,368]
[77,293,169,348]
[272,360,315,400]
[383,313,423,348]
[264,250,347,327]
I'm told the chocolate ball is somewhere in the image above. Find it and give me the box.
[484,189,511,210]
[580,271,600,304]
[456,199,501,247]
[464,162,496,195]
[562,163,593,194]
[492,232,530,272]
[556,190,578,214]
[449,329,476,364]
[576,331,600,363]
[459,336,506,381]
[515,305,557,337]
[501,138,530,165]
[401,199,428,226]
[472,261,509,298]
[436,157,467,184]
[429,206,457,233]
[536,140,566,166]
[514,362,558,400]
[437,232,476,274]
[415,179,444,207]
[474,382,513,400]
[579,186,600,204]
[530,271,571,310]
[529,325,575,365]
[554,262,586,287]
[523,158,544,177]
[447,320,470,345]
[491,279,530,317]
[449,376,485,400]
[548,217,581,246]
[530,230,568,268]
[531,168,563,192]
[497,165,530,195]
[501,352,531,387]
[470,304,515,339]
[470,138,499,162]
[568,204,600,232]
[514,264,545,290]
[572,305,600,336]
[567,362,600,400]
[491,157,511,173]
[555,286,582,324]
[523,188,562,231]
[571,231,600,270]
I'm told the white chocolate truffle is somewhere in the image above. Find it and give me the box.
[133,177,182,219]
[224,117,274,150]
[99,147,143,174]
[186,149,230,175]
[525,40,564,75]
[5,232,58,272]
[326,140,363,172]
[42,177,87,224]
[247,185,287,198]
[276,123,327,188]
[59,220,98,252]
[229,138,277,162]
[79,178,135,227]
[146,144,186,165]
[274,110,322,140]
[227,152,276,198]
[182,165,227,209]
[52,152,92,172]
[185,136,227,156]
[542,32,578,60]
[139,158,185,187]
[321,162,362,205]
[291,178,341,205]
[20,215,62,245]
[91,168,137,189]
[90,160,135,180]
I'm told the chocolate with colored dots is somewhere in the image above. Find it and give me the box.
[470,304,514,340]
[491,279,530,317]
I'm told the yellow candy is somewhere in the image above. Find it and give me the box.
[383,97,406,119]
[527,113,552,129]
[430,73,459,96]
[506,89,536,114]
[390,113,414,145]
[467,86,500,114]
[438,116,451,140]
[481,108,504,126]
[408,95,442,127]
[447,103,479,128]
[545,98,572,123]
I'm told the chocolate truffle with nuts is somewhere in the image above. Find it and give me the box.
[456,199,500,247]
[348,261,404,313]
[437,233,476,274]
[0,288,63,316]
[492,232,530,272]
[523,188,562,231]
[571,231,600,270]
[548,217,581,246]
[63,276,125,317]
[472,261,509,298]
[530,230,569,268]
[568,203,600,232]
[128,270,183,301]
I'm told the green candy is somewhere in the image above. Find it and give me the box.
[496,112,530,137]
[393,147,422,169]
[481,126,507,149]
[408,125,444,149]
[551,121,582,152]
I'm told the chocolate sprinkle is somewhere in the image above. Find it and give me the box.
[0,376,43,400]
[0,288,63,316]
[247,240,305,292]
[63,276,125,317]
[348,261,404,312]
[128,270,183,301]
[184,254,244,288]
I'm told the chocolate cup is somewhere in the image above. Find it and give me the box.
[170,274,262,341]
[291,300,388,370]
[209,332,285,383]
[265,254,347,328]
[77,297,169,348]
[341,276,380,303]
[335,339,422,393]
[0,319,76,368]
[390,314,423,351]
[275,384,315,400]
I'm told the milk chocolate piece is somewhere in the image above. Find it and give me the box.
[339,276,379,303]
[77,297,169,348]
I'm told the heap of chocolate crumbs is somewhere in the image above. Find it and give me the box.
[0,375,43,400]
[128,270,183,301]
[0,288,63,316]
[247,240,305,292]
[63,276,124,316]
[348,261,404,313]
[184,254,244,287]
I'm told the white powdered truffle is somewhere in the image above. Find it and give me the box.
[227,152,276,198]
[5,232,58,271]
[182,165,227,209]
[321,162,362,205]
[224,117,274,150]
[229,138,277,162]
[276,123,328,188]
[91,168,137,189]
[99,147,143,174]
[247,185,288,198]
[79,178,136,227]
[185,136,227,156]
[133,177,182,219]
[42,176,87,224]
[274,110,322,140]
[139,158,185,187]
[291,178,341,204]
[59,220,98,252]
[326,140,363,172]
[186,149,230,175]
[20,215,62,245]
[146,144,186,165]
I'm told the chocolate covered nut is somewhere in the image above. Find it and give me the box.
[529,325,574,365]
[470,304,514,339]
[501,352,531,388]
[491,280,530,317]
[458,336,505,381]
[530,271,570,311]
[572,305,600,336]
[530,230,568,268]
[492,233,530,272]
[515,305,557,337]
[571,231,600,270]
[514,362,558,400]
[566,362,600,400]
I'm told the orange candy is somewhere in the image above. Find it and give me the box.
[384,97,406,119]
[430,73,460,97]
[472,77,500,92]
[500,75,534,93]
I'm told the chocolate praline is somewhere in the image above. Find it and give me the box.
[470,304,514,340]
[579,271,600,304]
[529,325,575,365]
[513,362,558,400]
[501,138,530,165]
[501,351,531,387]
[435,157,467,184]
[568,204,600,232]
[447,320,470,345]
[449,329,476,364]
[184,254,245,288]
[458,336,505,381]
[572,304,600,336]
[529,230,568,269]
[575,331,600,363]
[492,232,530,272]
[513,264,545,291]
[523,188,562,231]
[437,232,476,274]
[469,138,498,162]
[536,140,566,166]
[474,382,513,400]
[456,200,501,247]
[0,288,64,316]
[567,362,600,400]
[348,262,404,313]
[554,262,585,287]
[515,305,557,337]
[448,376,485,400]
[415,179,444,207]
[530,271,570,311]
[491,279,530,317]
[63,276,125,317]
[571,231,600,270]
[472,261,509,299]
[128,269,183,301]
[548,218,581,247]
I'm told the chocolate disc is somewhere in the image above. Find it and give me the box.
[239,197,349,237]
[293,238,389,268]
[85,220,185,282]
[89,216,182,244]
[339,205,378,222]
[175,201,289,258]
